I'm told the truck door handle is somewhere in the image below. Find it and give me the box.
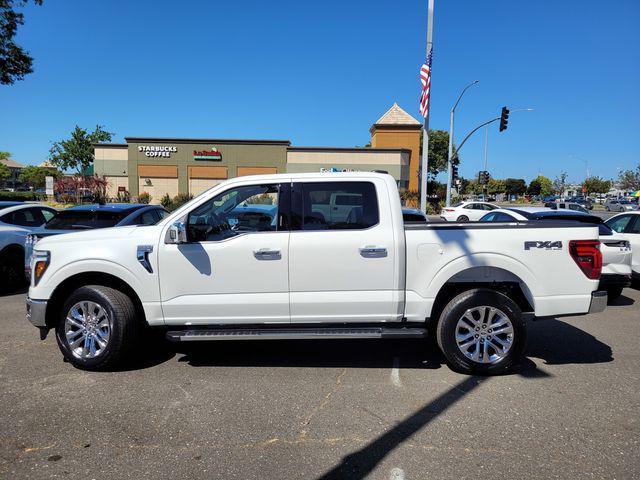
[253,248,281,260]
[359,246,387,258]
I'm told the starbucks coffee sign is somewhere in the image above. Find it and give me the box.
[138,145,177,158]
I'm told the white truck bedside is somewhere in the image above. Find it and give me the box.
[26,173,607,375]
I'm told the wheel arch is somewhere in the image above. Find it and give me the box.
[45,272,146,329]
[427,266,534,328]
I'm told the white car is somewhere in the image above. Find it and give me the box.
[0,202,57,290]
[440,201,498,222]
[26,173,607,375]
[605,212,640,283]
[480,207,632,300]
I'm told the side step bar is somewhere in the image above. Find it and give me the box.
[166,326,427,342]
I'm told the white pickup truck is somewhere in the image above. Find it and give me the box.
[26,173,607,375]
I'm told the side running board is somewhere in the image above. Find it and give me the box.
[166,326,426,342]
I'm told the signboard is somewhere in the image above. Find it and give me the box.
[138,145,177,158]
[45,176,54,196]
[193,147,222,161]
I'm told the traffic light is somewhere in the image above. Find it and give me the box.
[484,171,491,183]
[478,170,490,184]
[499,106,510,132]
[452,164,459,182]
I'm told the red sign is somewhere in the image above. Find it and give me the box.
[118,186,126,192]
[193,147,222,161]
[582,186,587,193]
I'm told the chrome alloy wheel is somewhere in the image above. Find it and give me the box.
[455,306,514,364]
[64,301,111,359]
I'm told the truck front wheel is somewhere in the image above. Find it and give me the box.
[436,289,527,375]
[55,285,140,371]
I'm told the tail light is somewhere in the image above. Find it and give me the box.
[569,240,602,280]
[443,208,455,212]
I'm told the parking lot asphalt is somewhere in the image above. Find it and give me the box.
[1,288,639,480]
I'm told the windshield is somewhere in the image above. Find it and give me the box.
[45,210,129,230]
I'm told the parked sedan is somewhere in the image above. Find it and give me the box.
[605,212,640,283]
[440,201,498,222]
[0,203,57,290]
[480,207,632,301]
[604,199,636,212]
[24,203,168,279]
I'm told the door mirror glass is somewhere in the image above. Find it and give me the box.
[167,221,188,244]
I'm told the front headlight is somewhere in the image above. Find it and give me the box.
[32,250,50,286]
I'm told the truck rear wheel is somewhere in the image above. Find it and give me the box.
[436,289,527,375]
[55,285,140,371]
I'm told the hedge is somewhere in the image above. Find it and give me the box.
[0,191,46,201]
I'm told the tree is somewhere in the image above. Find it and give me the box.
[419,129,458,179]
[618,164,640,191]
[0,0,43,85]
[0,162,10,181]
[18,165,60,188]
[487,178,506,195]
[527,175,553,197]
[504,178,526,197]
[553,172,568,196]
[583,176,612,194]
[49,125,113,174]
[0,151,11,161]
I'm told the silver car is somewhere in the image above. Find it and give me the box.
[604,199,636,212]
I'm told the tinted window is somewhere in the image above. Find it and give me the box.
[627,216,640,234]
[463,204,476,210]
[41,209,56,222]
[494,212,516,221]
[296,182,379,231]
[187,184,280,242]
[403,212,426,222]
[1,207,48,227]
[480,213,496,221]
[45,210,129,230]
[606,215,632,233]
[136,210,160,226]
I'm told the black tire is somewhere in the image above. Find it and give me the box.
[55,285,140,371]
[606,287,623,303]
[457,215,469,222]
[0,246,27,292]
[436,289,527,375]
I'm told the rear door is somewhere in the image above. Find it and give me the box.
[288,178,400,323]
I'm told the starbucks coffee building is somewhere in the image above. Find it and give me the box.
[93,103,421,203]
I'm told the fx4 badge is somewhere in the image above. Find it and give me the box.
[524,241,562,251]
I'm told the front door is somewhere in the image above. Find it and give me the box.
[158,181,290,325]
[288,178,400,323]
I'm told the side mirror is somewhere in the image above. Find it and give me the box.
[167,221,188,244]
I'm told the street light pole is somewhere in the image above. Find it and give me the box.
[446,80,479,207]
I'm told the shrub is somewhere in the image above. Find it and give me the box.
[160,193,172,209]
[168,193,194,211]
[0,191,45,201]
[138,192,152,204]
[114,190,131,203]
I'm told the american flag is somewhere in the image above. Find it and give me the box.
[419,50,432,118]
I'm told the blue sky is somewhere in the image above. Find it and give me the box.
[1,0,638,184]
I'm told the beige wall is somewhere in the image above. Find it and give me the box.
[94,146,128,177]
[138,178,179,204]
[105,176,128,199]
[287,150,408,166]
[189,178,222,197]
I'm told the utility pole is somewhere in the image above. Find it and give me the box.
[445,80,479,206]
[482,125,488,200]
[419,0,434,213]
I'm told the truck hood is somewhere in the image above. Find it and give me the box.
[34,225,140,249]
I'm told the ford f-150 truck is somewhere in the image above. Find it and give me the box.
[25,173,607,374]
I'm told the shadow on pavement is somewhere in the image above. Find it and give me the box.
[526,318,613,365]
[175,339,445,370]
[610,294,635,306]
[0,285,28,298]
[316,376,489,480]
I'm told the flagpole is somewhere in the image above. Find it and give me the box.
[420,0,434,213]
